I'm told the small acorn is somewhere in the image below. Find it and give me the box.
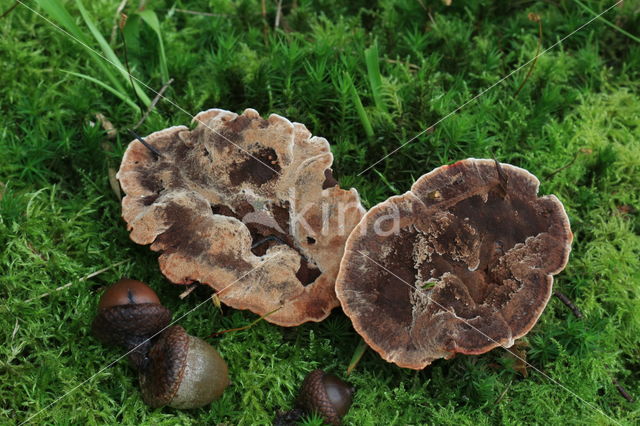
[139,325,230,409]
[297,369,355,425]
[92,278,171,369]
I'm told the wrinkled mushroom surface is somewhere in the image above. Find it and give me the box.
[117,108,365,326]
[335,159,572,369]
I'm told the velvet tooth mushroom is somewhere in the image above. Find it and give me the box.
[335,159,573,369]
[116,108,365,326]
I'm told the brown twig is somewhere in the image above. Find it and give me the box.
[613,379,634,402]
[106,168,121,200]
[96,113,116,139]
[493,158,509,194]
[494,380,513,405]
[109,0,129,45]
[554,291,583,319]
[1,1,18,19]
[261,0,269,44]
[133,77,174,129]
[179,284,197,300]
[513,13,543,97]
[25,260,127,303]
[274,0,283,29]
[137,0,149,11]
[545,151,580,178]
[26,241,48,262]
[128,129,163,157]
[428,11,436,26]
[545,148,592,179]
[96,113,122,200]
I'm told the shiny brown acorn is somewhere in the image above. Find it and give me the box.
[91,278,171,369]
[92,279,230,409]
[139,325,230,409]
[297,370,355,425]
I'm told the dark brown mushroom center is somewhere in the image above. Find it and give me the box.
[209,201,322,286]
[430,188,550,304]
[361,187,554,328]
[322,169,338,189]
[228,146,282,187]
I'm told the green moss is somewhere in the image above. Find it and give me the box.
[1,0,639,424]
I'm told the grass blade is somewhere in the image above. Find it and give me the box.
[137,10,170,84]
[74,0,151,106]
[34,0,126,94]
[347,338,368,375]
[122,14,141,53]
[373,169,399,193]
[60,70,141,113]
[572,0,640,44]
[365,42,387,114]
[345,72,374,140]
[34,0,88,42]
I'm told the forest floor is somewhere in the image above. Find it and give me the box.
[1,0,639,424]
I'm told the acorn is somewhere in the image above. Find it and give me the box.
[91,278,171,369]
[296,370,355,425]
[139,325,230,409]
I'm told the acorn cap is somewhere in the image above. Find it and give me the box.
[139,325,230,409]
[335,159,573,369]
[116,108,366,326]
[297,370,354,425]
[91,303,172,347]
[92,279,171,348]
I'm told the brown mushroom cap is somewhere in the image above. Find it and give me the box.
[116,109,365,326]
[335,159,572,369]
